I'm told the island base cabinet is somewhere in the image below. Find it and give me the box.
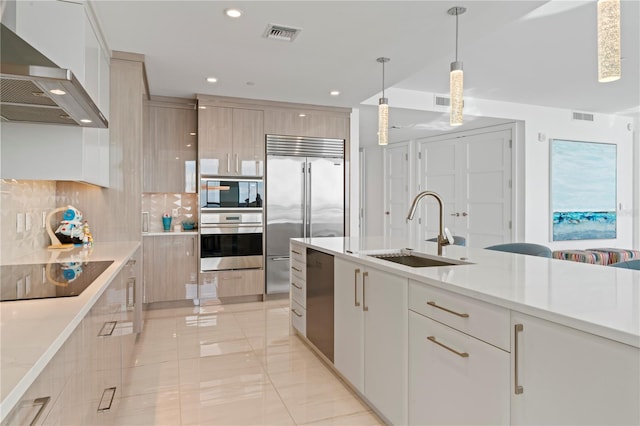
[334,258,408,425]
[511,313,640,425]
[408,310,510,425]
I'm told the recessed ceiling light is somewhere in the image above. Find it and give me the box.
[206,77,217,83]
[330,90,340,96]
[224,8,242,18]
[80,119,92,123]
[49,89,66,95]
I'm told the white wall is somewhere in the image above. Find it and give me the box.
[364,88,637,250]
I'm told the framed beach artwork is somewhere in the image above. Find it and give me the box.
[550,139,617,241]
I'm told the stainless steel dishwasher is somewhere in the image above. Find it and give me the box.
[306,248,334,362]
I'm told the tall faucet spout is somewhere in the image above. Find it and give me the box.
[406,191,450,255]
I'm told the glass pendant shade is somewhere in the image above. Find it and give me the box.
[597,0,621,82]
[450,61,463,126]
[378,99,389,145]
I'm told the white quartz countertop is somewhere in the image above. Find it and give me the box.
[0,241,140,421]
[292,237,640,349]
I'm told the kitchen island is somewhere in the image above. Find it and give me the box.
[0,242,140,424]
[290,237,640,425]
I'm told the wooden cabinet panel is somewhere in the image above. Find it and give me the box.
[144,104,197,193]
[143,235,198,303]
[511,312,640,425]
[233,108,264,176]
[199,106,233,175]
[264,110,349,140]
[409,311,510,425]
[199,269,264,299]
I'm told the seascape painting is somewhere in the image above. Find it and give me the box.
[551,139,616,241]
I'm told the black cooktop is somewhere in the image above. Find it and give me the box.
[0,260,114,302]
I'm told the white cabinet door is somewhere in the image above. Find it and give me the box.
[409,311,510,425]
[363,266,408,426]
[511,312,640,426]
[334,257,365,393]
[334,257,408,425]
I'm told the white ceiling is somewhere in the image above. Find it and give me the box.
[92,0,639,142]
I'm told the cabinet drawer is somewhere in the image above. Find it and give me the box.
[409,281,509,351]
[291,300,306,336]
[290,258,306,281]
[290,244,306,264]
[291,274,306,308]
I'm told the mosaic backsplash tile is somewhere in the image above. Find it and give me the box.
[141,193,198,232]
[1,180,57,263]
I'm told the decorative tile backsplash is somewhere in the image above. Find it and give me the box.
[141,193,198,232]
[0,180,57,263]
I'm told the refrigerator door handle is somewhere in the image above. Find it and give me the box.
[307,162,312,237]
[302,162,307,238]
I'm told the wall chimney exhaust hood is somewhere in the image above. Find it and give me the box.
[0,24,108,128]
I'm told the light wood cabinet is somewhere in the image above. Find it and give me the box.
[143,235,198,303]
[143,103,198,193]
[199,269,264,299]
[264,109,350,139]
[198,106,264,176]
[510,312,640,426]
[333,257,408,425]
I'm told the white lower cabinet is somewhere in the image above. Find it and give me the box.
[511,312,640,426]
[290,241,307,335]
[409,310,510,425]
[334,258,407,425]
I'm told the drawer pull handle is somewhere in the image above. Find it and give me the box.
[427,336,469,358]
[97,387,116,412]
[291,309,303,318]
[11,396,50,425]
[272,257,289,262]
[362,272,369,311]
[427,301,469,318]
[354,268,361,307]
[291,266,302,272]
[291,249,302,255]
[98,321,117,337]
[291,282,302,290]
[514,323,524,395]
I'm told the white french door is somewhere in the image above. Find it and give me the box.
[384,142,411,246]
[416,127,513,248]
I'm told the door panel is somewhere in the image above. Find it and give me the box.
[308,157,344,238]
[384,143,410,245]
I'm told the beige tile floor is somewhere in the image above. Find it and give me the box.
[115,299,383,425]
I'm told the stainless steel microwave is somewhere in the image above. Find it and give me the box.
[200,178,263,210]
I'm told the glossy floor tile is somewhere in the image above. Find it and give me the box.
[117,299,383,425]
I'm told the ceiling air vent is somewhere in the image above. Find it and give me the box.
[572,112,594,122]
[434,95,451,107]
[263,24,301,42]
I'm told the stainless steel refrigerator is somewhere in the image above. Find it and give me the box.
[265,135,345,295]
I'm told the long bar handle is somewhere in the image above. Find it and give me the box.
[427,301,470,318]
[291,266,302,273]
[354,268,361,307]
[514,323,524,394]
[291,309,303,318]
[98,321,117,337]
[427,336,469,358]
[362,271,369,311]
[291,282,302,290]
[227,153,231,173]
[235,154,239,173]
[272,257,289,262]
[307,163,312,237]
[127,278,136,308]
[97,387,116,412]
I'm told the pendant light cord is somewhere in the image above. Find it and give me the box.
[455,11,459,62]
[382,60,385,98]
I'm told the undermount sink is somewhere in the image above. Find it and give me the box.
[368,252,468,268]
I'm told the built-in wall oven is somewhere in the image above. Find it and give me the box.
[200,178,263,210]
[200,212,263,271]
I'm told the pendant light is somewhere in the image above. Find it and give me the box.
[377,57,390,146]
[448,6,466,126]
[597,0,621,82]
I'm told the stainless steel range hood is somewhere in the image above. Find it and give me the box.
[0,24,108,128]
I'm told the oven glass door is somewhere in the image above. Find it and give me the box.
[201,233,263,258]
[200,180,263,209]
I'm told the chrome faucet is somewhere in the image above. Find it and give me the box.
[406,191,451,256]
